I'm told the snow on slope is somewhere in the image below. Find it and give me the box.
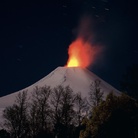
[0,67,121,123]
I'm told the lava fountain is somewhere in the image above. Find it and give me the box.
[66,37,98,68]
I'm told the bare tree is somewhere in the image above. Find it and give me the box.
[74,92,88,127]
[61,86,74,127]
[50,85,63,127]
[3,91,29,138]
[50,85,75,138]
[29,86,52,137]
[89,80,103,108]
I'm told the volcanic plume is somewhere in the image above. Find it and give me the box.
[66,37,98,68]
[66,16,102,68]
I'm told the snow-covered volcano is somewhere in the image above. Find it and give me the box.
[0,67,120,122]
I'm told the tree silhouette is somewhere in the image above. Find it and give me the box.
[89,80,103,108]
[80,93,138,138]
[51,85,75,138]
[73,93,88,138]
[29,86,52,137]
[3,91,29,138]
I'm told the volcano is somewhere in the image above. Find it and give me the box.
[0,67,120,122]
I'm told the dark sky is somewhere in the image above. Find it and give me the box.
[0,0,138,97]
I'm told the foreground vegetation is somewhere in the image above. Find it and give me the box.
[0,80,138,138]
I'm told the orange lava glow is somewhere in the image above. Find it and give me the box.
[66,38,93,68]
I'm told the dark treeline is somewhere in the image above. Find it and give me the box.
[0,80,138,138]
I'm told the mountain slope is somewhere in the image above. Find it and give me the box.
[0,67,121,122]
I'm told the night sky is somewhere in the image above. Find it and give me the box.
[0,0,138,97]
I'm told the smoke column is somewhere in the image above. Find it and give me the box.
[66,15,103,68]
